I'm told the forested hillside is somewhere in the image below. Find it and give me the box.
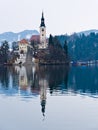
[57,32,98,61]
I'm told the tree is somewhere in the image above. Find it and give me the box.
[35,34,68,64]
[48,34,54,46]
[63,40,68,55]
[12,41,18,51]
[53,36,62,49]
[1,41,9,63]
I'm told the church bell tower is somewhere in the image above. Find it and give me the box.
[39,12,47,49]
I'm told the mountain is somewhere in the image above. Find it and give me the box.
[77,29,98,36]
[0,30,39,47]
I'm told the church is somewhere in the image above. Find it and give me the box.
[30,12,48,49]
[14,12,48,65]
[39,12,47,49]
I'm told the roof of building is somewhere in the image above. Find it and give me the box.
[30,35,40,42]
[19,39,28,44]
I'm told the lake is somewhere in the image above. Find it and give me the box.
[0,65,98,130]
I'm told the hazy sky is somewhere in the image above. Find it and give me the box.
[0,0,98,36]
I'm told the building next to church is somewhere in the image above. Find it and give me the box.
[19,39,29,54]
[30,35,40,43]
[14,39,29,65]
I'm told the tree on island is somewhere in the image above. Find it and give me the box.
[48,34,68,62]
[48,34,54,46]
[36,34,69,64]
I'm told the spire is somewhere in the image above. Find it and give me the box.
[41,100,46,117]
[42,11,44,19]
[40,12,45,27]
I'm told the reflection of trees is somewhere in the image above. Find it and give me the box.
[34,65,69,117]
[0,65,69,96]
[45,65,69,94]
[36,65,69,94]
[0,67,9,88]
[1,65,98,97]
[36,65,98,97]
[9,67,19,89]
[68,67,98,94]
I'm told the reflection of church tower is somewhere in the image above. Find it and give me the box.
[39,12,47,49]
[40,79,47,117]
[41,98,46,117]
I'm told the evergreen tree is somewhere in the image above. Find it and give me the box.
[12,41,18,51]
[36,34,68,64]
[63,40,68,55]
[1,41,9,63]
[49,34,54,46]
[53,36,62,49]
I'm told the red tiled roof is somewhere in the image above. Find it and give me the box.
[19,39,28,44]
[30,35,40,42]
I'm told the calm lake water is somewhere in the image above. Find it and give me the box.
[0,65,98,130]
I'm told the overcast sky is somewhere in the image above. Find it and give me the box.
[0,0,98,36]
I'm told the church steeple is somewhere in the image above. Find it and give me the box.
[39,12,47,49]
[40,12,45,27]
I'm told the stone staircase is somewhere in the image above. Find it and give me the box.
[24,47,34,65]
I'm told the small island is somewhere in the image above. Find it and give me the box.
[0,12,69,66]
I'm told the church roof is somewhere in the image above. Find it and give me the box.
[40,12,45,27]
[30,35,40,42]
[19,39,28,44]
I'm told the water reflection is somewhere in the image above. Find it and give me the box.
[68,66,98,96]
[0,65,98,96]
[0,65,98,115]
